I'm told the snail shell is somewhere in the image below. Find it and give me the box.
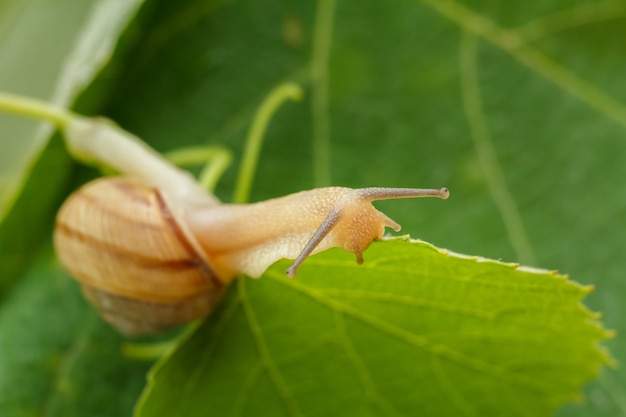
[54,177,225,335]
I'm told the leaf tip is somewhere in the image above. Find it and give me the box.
[583,284,595,294]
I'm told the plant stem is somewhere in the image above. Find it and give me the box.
[0,92,75,127]
[233,82,304,204]
[122,339,177,361]
[164,146,233,192]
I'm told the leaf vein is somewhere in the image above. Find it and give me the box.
[431,353,476,416]
[238,279,303,417]
[323,289,495,319]
[173,294,243,405]
[512,0,626,44]
[459,30,536,265]
[420,0,626,130]
[232,362,264,417]
[334,311,401,417]
[268,271,560,394]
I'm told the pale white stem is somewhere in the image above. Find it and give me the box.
[65,117,218,205]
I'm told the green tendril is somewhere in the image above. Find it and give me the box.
[0,92,75,127]
[165,146,233,192]
[233,82,304,204]
[121,339,178,361]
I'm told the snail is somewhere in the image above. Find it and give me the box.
[53,117,450,336]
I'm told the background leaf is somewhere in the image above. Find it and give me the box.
[0,0,96,189]
[1,0,624,416]
[0,0,146,293]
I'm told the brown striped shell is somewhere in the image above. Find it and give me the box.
[54,177,226,336]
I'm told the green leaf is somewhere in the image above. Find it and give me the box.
[137,239,611,417]
[0,244,152,417]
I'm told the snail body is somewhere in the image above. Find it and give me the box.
[185,186,449,278]
[53,118,449,336]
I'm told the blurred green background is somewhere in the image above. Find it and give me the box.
[1,0,625,416]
